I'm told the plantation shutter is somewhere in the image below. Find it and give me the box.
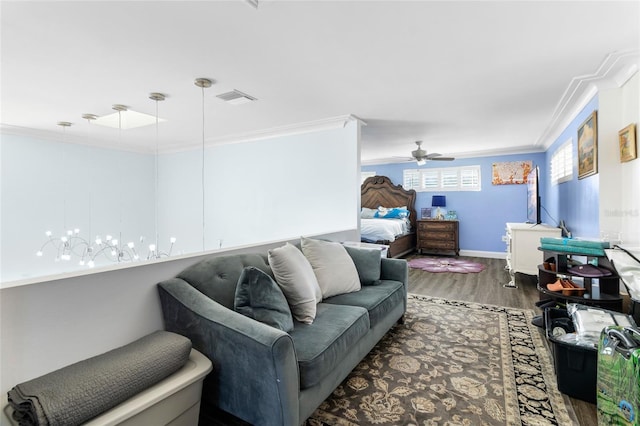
[460,167,480,188]
[403,169,420,190]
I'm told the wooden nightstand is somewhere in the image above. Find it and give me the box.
[417,220,459,256]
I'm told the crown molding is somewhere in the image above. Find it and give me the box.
[1,114,367,155]
[0,124,72,144]
[0,123,157,155]
[535,49,640,151]
[160,114,367,154]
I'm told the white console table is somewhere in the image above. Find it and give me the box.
[504,222,561,288]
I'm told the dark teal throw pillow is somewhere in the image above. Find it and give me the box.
[234,266,294,332]
[343,246,381,285]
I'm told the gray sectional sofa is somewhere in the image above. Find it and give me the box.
[157,244,408,426]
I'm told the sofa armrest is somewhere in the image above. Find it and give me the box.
[380,257,408,285]
[381,257,409,310]
[157,278,299,426]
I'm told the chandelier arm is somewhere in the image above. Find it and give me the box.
[37,237,58,253]
[90,245,113,261]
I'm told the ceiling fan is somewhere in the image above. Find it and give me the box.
[407,141,455,165]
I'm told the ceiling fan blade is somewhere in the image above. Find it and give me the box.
[426,153,442,158]
[430,156,455,161]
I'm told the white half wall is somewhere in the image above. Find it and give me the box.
[0,230,358,426]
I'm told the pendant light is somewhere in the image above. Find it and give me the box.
[147,92,176,259]
[36,121,91,263]
[80,113,98,267]
[90,104,140,263]
[194,78,212,251]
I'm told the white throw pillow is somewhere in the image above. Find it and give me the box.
[267,243,322,324]
[300,237,362,299]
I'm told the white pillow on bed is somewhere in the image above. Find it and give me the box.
[360,207,377,219]
[301,237,361,299]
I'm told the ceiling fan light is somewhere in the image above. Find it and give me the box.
[416,159,426,166]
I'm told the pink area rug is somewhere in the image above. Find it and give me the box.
[408,257,486,273]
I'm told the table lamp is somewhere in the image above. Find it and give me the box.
[432,195,446,220]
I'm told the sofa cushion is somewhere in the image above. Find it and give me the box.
[300,237,361,298]
[343,246,382,285]
[289,303,369,390]
[322,280,404,328]
[234,266,294,332]
[268,243,322,324]
[176,253,271,309]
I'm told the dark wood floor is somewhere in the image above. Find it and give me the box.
[406,253,597,426]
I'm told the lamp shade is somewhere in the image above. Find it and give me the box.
[432,195,446,207]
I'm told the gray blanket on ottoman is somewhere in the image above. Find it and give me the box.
[7,330,192,426]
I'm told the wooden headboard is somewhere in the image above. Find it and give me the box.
[361,175,417,232]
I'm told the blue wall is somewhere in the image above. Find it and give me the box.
[543,95,600,239]
[363,152,547,253]
[363,96,603,254]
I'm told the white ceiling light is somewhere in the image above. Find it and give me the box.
[94,109,165,130]
[216,89,257,106]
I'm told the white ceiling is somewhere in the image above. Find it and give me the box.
[1,1,639,164]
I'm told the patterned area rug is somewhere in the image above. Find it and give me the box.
[306,295,577,426]
[408,257,486,273]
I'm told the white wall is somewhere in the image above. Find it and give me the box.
[0,136,155,282]
[158,121,360,254]
[1,120,361,283]
[599,72,640,245]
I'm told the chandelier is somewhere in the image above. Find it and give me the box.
[36,99,177,268]
[36,228,92,263]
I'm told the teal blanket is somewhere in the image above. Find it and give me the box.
[540,237,610,250]
[540,243,606,256]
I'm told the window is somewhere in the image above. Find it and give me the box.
[361,171,376,184]
[403,165,481,192]
[551,139,573,184]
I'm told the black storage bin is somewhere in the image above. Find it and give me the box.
[544,307,597,403]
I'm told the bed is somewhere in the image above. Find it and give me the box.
[360,175,417,258]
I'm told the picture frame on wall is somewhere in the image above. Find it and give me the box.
[578,111,598,179]
[618,123,637,163]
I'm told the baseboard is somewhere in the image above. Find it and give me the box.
[459,250,506,259]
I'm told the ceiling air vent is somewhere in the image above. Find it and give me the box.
[216,90,257,105]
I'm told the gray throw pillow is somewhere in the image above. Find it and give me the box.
[268,242,321,324]
[234,266,294,332]
[301,237,361,298]
[343,245,382,285]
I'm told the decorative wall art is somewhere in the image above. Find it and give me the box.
[578,111,598,179]
[618,123,637,163]
[491,161,533,185]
